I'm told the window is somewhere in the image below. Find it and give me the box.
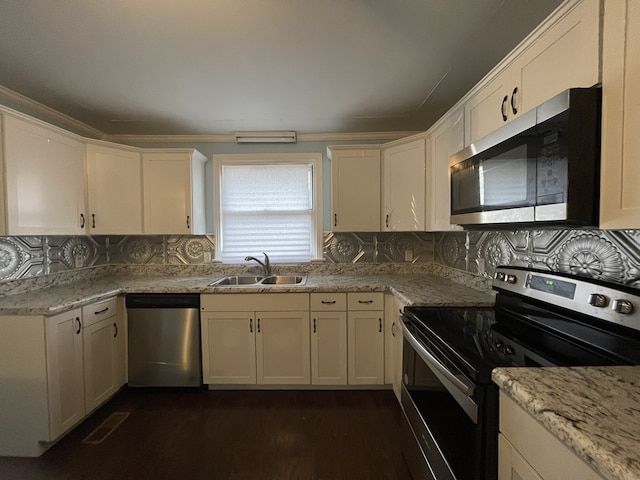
[213,153,323,264]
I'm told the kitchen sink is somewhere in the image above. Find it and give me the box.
[208,275,307,287]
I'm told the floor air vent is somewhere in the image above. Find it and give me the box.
[81,412,130,445]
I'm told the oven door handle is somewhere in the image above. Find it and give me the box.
[403,325,476,397]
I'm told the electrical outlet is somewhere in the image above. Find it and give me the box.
[404,250,413,262]
[203,251,212,263]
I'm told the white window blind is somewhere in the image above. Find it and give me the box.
[218,162,318,263]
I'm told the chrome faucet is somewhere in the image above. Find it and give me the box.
[244,252,271,276]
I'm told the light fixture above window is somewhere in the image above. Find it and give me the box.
[234,131,297,144]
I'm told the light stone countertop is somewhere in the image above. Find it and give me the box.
[492,366,640,480]
[0,272,495,316]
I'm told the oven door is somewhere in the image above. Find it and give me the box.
[401,319,491,480]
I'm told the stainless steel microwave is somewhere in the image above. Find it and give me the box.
[449,88,601,227]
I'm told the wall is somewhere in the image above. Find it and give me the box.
[1,229,639,288]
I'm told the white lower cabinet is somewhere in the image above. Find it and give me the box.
[0,297,125,457]
[82,297,124,413]
[45,308,86,441]
[499,392,604,480]
[384,293,405,401]
[201,294,310,386]
[310,293,348,385]
[347,293,385,385]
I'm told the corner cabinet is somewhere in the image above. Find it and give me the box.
[200,294,310,386]
[2,115,86,235]
[381,137,426,231]
[0,297,126,457]
[464,0,601,146]
[328,146,381,232]
[599,0,640,228]
[142,150,206,234]
[499,392,604,480]
[86,143,143,234]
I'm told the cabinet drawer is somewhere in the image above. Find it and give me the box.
[201,293,309,312]
[82,297,118,327]
[310,293,347,311]
[347,292,384,311]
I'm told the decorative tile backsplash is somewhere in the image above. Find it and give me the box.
[1,230,640,287]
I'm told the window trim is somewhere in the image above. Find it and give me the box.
[213,153,323,263]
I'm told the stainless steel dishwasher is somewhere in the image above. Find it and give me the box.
[126,293,202,387]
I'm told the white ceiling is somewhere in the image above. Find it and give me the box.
[0,0,563,137]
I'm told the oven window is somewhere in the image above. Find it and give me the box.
[403,340,482,479]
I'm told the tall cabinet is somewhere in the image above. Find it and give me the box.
[600,0,640,228]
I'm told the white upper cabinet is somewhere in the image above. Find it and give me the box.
[142,150,206,234]
[464,0,601,146]
[381,137,426,231]
[329,146,381,232]
[86,143,143,234]
[426,107,464,231]
[3,115,86,235]
[600,0,640,228]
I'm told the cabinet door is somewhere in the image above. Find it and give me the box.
[114,301,127,388]
[347,311,384,385]
[45,309,85,440]
[310,311,347,385]
[382,139,426,231]
[498,434,543,480]
[464,69,515,146]
[86,143,143,234]
[201,311,256,384]
[514,0,600,115]
[330,148,381,231]
[83,316,117,412]
[600,0,640,228]
[4,116,86,235]
[427,107,465,231]
[384,294,405,401]
[256,311,310,385]
[142,152,195,234]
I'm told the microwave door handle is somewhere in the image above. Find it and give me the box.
[403,325,475,397]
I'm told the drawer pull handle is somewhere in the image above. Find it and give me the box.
[187,215,190,229]
[250,318,253,333]
[391,322,396,336]
[358,300,374,304]
[334,213,337,227]
[113,322,118,338]
[92,213,96,228]
[501,95,508,121]
[75,317,82,335]
[379,318,382,333]
[511,87,518,115]
[94,307,109,315]
[80,213,85,228]
[321,300,336,305]
[257,318,261,333]
[313,318,316,333]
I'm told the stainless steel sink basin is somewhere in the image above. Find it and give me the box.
[208,274,306,287]
[208,275,265,286]
[260,275,306,285]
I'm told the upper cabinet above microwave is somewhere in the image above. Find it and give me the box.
[464,0,601,147]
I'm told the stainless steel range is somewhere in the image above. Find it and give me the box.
[400,266,640,480]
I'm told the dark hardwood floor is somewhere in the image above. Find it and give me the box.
[0,388,412,480]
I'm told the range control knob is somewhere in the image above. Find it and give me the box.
[495,272,506,282]
[588,293,609,308]
[504,345,515,355]
[612,299,634,315]
[505,274,518,285]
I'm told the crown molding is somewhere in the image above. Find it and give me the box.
[0,85,106,140]
[107,130,421,144]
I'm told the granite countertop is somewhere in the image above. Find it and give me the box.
[493,366,640,480]
[0,272,495,316]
